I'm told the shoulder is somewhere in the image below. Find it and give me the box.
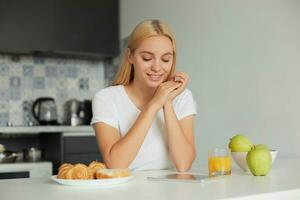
[174,88,194,103]
[93,85,123,100]
[173,88,197,118]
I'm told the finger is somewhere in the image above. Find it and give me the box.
[169,84,183,99]
[174,75,186,83]
[163,82,181,90]
[160,81,176,88]
[176,75,189,85]
[174,72,187,79]
[174,72,188,80]
[169,82,182,91]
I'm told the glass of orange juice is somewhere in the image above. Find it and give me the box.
[208,148,231,177]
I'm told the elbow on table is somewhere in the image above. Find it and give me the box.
[176,165,192,172]
[174,152,196,172]
[105,161,130,169]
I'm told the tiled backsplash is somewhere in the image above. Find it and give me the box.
[0,54,118,126]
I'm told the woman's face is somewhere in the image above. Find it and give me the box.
[128,35,174,88]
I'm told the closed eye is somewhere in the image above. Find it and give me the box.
[142,57,152,61]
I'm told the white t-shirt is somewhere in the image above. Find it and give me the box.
[91,85,197,171]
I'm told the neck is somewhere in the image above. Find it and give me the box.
[126,80,157,108]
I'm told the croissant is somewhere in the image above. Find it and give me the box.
[57,163,73,179]
[96,168,130,179]
[65,163,91,180]
[88,161,106,178]
[57,161,108,179]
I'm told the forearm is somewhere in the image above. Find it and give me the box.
[163,102,196,172]
[105,104,159,168]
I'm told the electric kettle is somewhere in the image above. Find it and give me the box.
[32,97,58,125]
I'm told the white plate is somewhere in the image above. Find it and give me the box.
[51,175,134,186]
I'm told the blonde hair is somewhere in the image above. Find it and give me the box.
[112,19,176,85]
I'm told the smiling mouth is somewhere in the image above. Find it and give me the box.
[147,73,163,81]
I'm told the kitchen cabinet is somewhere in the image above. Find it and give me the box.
[63,135,102,164]
[0,0,120,59]
[40,132,103,174]
[0,126,101,174]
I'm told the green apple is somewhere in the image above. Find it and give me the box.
[247,147,272,176]
[228,134,253,152]
[254,144,269,150]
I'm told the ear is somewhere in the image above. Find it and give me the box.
[126,48,133,64]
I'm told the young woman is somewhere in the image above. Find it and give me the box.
[91,19,197,172]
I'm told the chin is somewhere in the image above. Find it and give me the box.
[144,80,161,88]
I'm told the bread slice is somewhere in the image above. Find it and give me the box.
[96,168,130,179]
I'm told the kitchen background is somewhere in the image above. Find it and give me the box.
[0,0,300,172]
[0,54,118,126]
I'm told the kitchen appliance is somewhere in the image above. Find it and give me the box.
[64,99,92,126]
[80,100,93,125]
[32,97,58,125]
[23,147,43,162]
[0,162,52,179]
[64,99,81,126]
[0,151,17,163]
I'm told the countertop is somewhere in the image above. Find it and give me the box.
[0,125,93,135]
[0,158,299,200]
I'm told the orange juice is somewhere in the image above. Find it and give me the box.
[208,156,231,176]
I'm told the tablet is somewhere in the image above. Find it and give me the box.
[147,173,223,183]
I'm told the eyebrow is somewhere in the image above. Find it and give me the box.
[139,51,173,56]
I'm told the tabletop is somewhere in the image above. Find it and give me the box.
[0,158,300,200]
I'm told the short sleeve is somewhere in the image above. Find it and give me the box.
[91,92,119,129]
[175,89,197,120]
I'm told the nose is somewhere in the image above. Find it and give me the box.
[151,59,161,72]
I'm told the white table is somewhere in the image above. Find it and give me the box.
[0,158,300,200]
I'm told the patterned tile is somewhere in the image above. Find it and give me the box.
[0,113,9,126]
[10,76,21,87]
[0,76,9,89]
[56,89,67,101]
[0,53,106,125]
[33,65,46,76]
[10,88,21,100]
[0,101,8,113]
[57,67,66,77]
[66,79,77,90]
[23,77,33,88]
[79,78,89,90]
[45,66,57,77]
[23,64,34,76]
[91,80,104,92]
[9,64,22,76]
[22,100,31,112]
[56,79,66,89]
[0,63,9,76]
[8,101,22,120]
[22,89,33,100]
[66,66,78,78]
[45,77,56,88]
[0,90,9,101]
[33,77,45,89]
[10,111,23,126]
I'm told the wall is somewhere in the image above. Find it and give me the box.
[0,54,110,126]
[121,0,300,166]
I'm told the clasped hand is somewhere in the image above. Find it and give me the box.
[150,72,189,110]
